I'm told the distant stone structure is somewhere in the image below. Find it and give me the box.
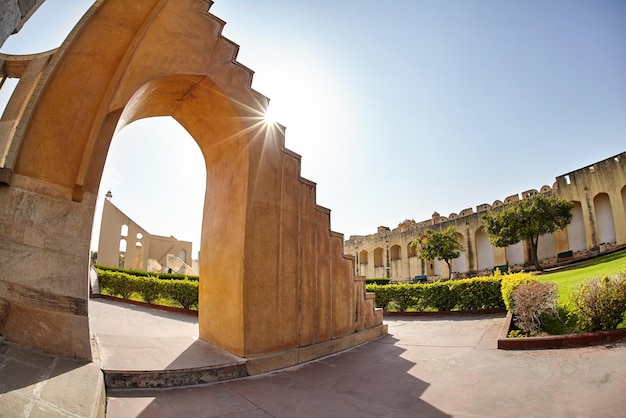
[345,151,626,282]
[97,197,196,275]
[0,0,45,46]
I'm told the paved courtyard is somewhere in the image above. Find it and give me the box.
[93,299,626,418]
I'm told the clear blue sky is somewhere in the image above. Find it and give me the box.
[2,0,625,258]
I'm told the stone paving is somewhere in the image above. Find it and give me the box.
[2,298,625,417]
[0,337,104,417]
[94,299,626,418]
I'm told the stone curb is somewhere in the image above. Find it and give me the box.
[383,308,507,317]
[497,312,626,349]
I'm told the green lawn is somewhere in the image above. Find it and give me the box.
[535,249,626,334]
[539,248,626,307]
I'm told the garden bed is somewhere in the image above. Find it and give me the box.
[497,312,626,350]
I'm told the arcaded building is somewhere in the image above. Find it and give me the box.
[344,151,626,282]
[96,196,196,275]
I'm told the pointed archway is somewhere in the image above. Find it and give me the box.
[0,0,384,368]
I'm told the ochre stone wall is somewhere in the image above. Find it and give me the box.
[0,0,384,363]
[345,152,626,282]
[0,175,93,358]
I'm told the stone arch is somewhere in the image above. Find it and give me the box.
[450,232,467,274]
[0,0,384,366]
[374,247,384,267]
[407,242,416,257]
[358,249,369,277]
[373,247,386,277]
[359,249,368,264]
[433,258,442,277]
[568,201,586,252]
[475,227,494,272]
[505,242,525,267]
[407,242,421,278]
[389,244,402,280]
[88,73,255,356]
[594,192,616,245]
[390,244,401,261]
[537,232,556,261]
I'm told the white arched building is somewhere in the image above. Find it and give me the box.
[96,197,196,275]
[344,151,626,282]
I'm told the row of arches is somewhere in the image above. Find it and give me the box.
[350,184,626,282]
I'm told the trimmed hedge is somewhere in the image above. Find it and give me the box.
[97,268,198,309]
[450,277,505,310]
[94,264,199,282]
[365,278,391,285]
[366,276,504,312]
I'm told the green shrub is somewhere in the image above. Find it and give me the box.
[449,277,503,310]
[511,281,558,335]
[134,275,162,304]
[365,276,504,312]
[94,264,199,282]
[570,272,626,332]
[500,272,537,311]
[367,284,393,310]
[162,279,199,309]
[365,278,391,285]
[97,268,199,309]
[367,284,421,310]
[422,282,455,311]
[99,271,134,299]
[393,284,421,311]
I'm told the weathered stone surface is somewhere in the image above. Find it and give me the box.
[2,301,90,359]
[0,0,21,46]
[0,341,105,418]
[104,363,249,389]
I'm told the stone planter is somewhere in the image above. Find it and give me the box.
[497,312,626,349]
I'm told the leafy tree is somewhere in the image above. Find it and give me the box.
[410,227,462,279]
[481,194,573,271]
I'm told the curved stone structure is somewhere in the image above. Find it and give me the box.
[0,0,385,365]
[345,152,626,281]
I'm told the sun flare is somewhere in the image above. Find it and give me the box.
[263,105,277,125]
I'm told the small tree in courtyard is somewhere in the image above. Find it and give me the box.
[410,227,462,280]
[481,193,573,271]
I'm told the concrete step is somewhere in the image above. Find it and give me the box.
[103,362,248,389]
[93,333,248,390]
